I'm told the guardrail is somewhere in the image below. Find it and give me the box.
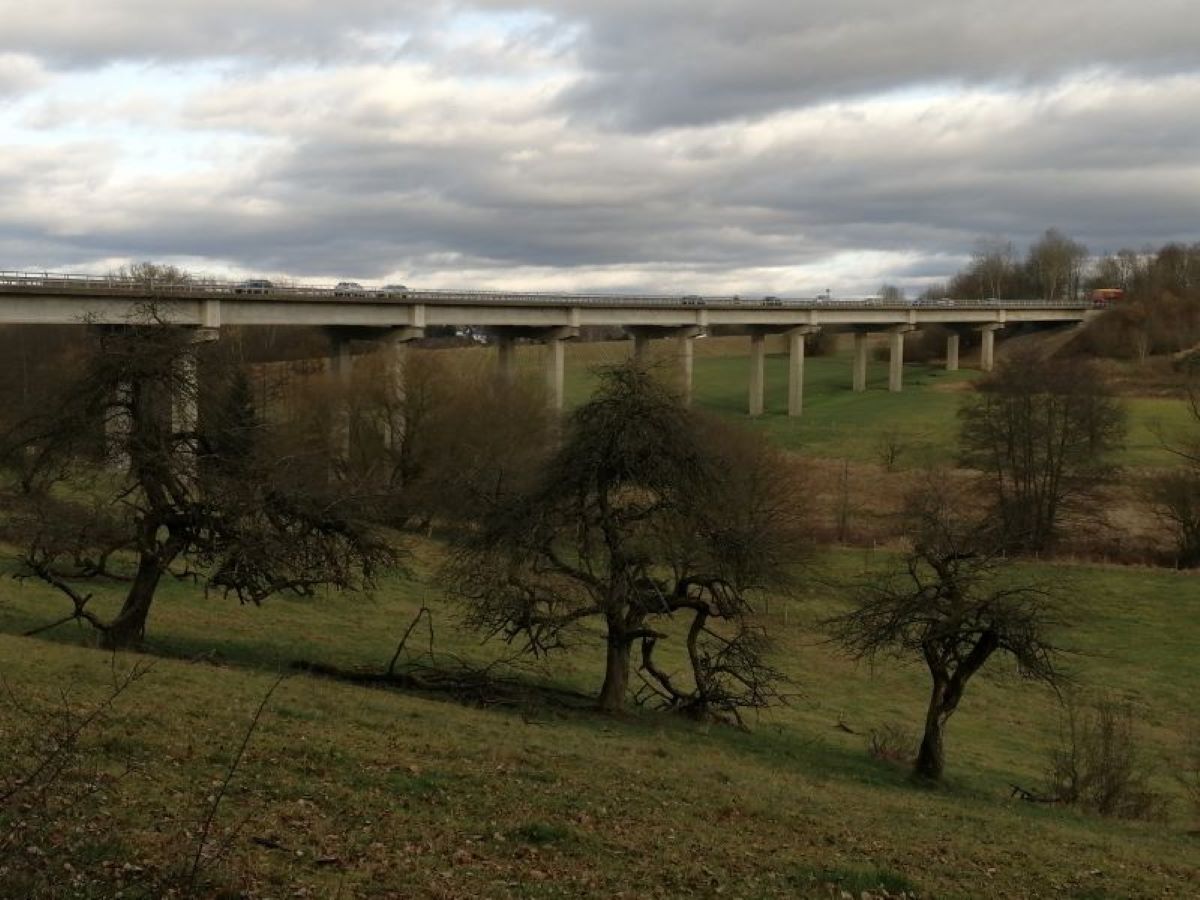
[0,270,1092,310]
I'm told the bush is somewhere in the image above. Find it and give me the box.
[906,324,952,363]
[1046,697,1167,821]
[1145,469,1200,567]
[806,329,838,357]
[1080,294,1200,360]
[867,721,916,764]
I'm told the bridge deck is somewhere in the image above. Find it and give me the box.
[0,271,1089,329]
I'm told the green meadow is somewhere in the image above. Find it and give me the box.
[1,547,1197,898]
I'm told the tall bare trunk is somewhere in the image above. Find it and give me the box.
[102,553,164,650]
[915,681,948,781]
[597,631,632,713]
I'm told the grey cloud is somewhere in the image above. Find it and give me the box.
[0,53,47,97]
[518,0,1200,128]
[8,68,1197,291]
[0,0,445,68]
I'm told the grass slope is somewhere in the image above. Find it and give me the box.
[2,548,1197,898]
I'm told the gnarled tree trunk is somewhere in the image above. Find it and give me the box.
[916,679,952,781]
[597,629,632,713]
[102,553,165,650]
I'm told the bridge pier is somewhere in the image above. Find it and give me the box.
[979,323,1003,372]
[382,327,424,452]
[328,333,355,465]
[946,332,960,371]
[497,334,516,384]
[748,332,766,417]
[632,332,651,365]
[787,326,820,416]
[852,331,869,393]
[888,326,915,393]
[326,326,426,468]
[625,326,704,405]
[541,327,578,412]
[492,326,577,411]
[106,380,133,472]
[172,327,220,478]
[679,333,695,408]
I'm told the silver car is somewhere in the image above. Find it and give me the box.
[334,281,366,297]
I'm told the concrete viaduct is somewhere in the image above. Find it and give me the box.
[0,272,1089,420]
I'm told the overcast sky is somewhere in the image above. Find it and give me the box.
[2,1,1198,295]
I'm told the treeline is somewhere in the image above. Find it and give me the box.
[922,228,1091,302]
[1081,242,1200,360]
[926,231,1200,360]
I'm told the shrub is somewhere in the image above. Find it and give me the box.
[1145,469,1200,567]
[867,722,917,764]
[1046,697,1167,821]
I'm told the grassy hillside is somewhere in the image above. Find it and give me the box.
[2,548,1196,898]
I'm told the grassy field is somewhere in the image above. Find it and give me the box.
[484,336,1196,468]
[2,547,1197,898]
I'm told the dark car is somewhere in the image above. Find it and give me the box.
[234,279,274,295]
[763,295,782,306]
[376,283,409,299]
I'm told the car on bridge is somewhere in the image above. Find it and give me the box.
[763,295,782,306]
[681,294,706,305]
[334,281,366,297]
[376,283,409,299]
[234,279,274,294]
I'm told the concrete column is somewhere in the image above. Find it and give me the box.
[385,335,410,451]
[852,331,869,393]
[171,351,198,438]
[633,332,651,365]
[787,327,818,417]
[171,327,220,437]
[979,324,1002,372]
[106,380,132,471]
[946,332,960,371]
[545,337,566,411]
[679,334,695,408]
[888,329,905,393]
[748,332,766,417]
[497,335,516,384]
[171,327,218,483]
[329,335,353,464]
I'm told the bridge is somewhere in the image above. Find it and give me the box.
[0,271,1089,419]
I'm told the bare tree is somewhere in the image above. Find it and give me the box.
[958,350,1126,552]
[444,363,810,718]
[827,479,1067,781]
[344,349,555,529]
[971,237,1017,299]
[0,308,396,649]
[1027,229,1088,301]
[114,260,194,289]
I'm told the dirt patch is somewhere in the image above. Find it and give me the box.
[929,379,976,394]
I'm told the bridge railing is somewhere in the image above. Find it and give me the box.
[0,271,1092,310]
